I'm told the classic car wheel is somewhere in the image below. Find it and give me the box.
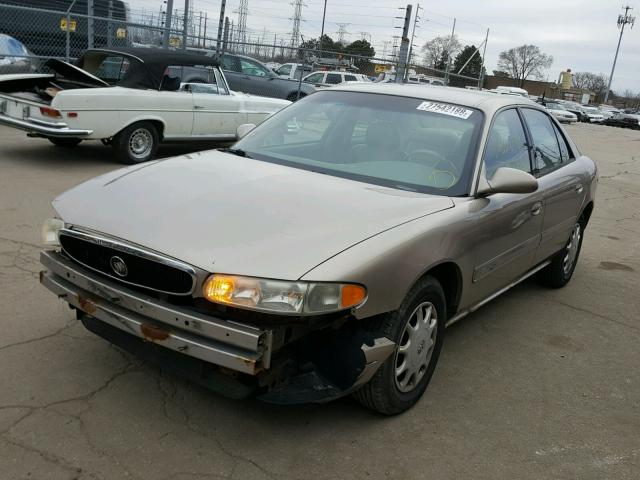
[112,122,159,164]
[48,138,81,148]
[539,220,584,288]
[353,276,446,415]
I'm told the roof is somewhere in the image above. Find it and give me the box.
[330,83,537,115]
[77,47,219,90]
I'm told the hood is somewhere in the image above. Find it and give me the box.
[53,151,453,279]
[44,58,109,87]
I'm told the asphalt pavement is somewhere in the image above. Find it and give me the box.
[0,125,638,479]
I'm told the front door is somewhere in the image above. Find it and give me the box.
[467,108,545,305]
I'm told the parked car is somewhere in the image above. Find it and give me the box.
[603,112,640,130]
[408,74,445,86]
[580,106,605,123]
[302,70,370,87]
[495,86,529,98]
[544,101,578,123]
[560,101,586,122]
[40,85,597,414]
[0,48,290,163]
[273,62,313,80]
[0,33,36,74]
[220,53,316,101]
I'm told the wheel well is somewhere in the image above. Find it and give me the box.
[422,262,462,318]
[580,201,594,228]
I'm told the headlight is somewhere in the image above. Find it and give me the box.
[42,218,64,246]
[202,274,367,315]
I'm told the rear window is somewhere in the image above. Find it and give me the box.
[93,56,130,84]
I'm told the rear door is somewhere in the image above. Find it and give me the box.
[237,58,279,98]
[520,108,587,263]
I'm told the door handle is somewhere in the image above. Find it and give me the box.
[194,105,205,109]
[531,202,543,216]
[575,183,584,194]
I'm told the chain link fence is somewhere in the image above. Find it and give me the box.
[0,2,483,99]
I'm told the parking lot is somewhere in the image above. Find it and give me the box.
[0,122,638,479]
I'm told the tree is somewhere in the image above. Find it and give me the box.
[497,44,553,87]
[421,34,461,70]
[300,34,338,53]
[343,39,375,58]
[572,71,609,101]
[452,45,485,78]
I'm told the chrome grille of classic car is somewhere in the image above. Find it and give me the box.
[59,230,196,295]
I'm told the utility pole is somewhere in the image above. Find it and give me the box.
[182,0,189,49]
[395,4,412,84]
[443,17,456,84]
[162,0,174,48]
[319,0,327,53]
[407,3,420,73]
[604,6,635,104]
[222,16,229,53]
[216,0,226,52]
[478,28,489,88]
[106,0,113,48]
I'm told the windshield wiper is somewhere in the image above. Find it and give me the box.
[219,147,251,158]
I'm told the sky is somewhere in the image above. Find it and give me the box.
[132,0,640,94]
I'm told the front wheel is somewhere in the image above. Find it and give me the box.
[48,137,81,148]
[353,276,446,415]
[112,121,159,164]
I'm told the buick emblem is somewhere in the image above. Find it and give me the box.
[110,256,128,277]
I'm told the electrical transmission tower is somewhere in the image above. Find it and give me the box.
[236,0,248,49]
[335,23,350,44]
[290,0,305,48]
[604,5,635,103]
[359,31,370,42]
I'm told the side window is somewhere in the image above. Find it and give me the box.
[326,73,342,85]
[304,72,324,83]
[521,109,563,175]
[344,74,357,82]
[221,56,240,72]
[484,109,531,178]
[94,56,130,84]
[276,64,292,76]
[240,59,269,77]
[552,122,573,163]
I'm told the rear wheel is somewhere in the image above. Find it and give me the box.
[353,276,446,415]
[539,219,584,288]
[48,137,81,148]
[112,121,159,164]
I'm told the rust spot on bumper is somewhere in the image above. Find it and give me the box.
[78,295,98,315]
[140,323,170,342]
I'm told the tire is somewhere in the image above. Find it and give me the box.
[111,121,159,164]
[48,137,81,148]
[538,218,585,288]
[353,276,446,415]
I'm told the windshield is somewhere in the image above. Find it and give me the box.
[546,103,565,110]
[235,91,483,196]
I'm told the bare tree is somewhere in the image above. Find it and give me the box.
[421,34,461,70]
[497,44,553,87]
[572,72,609,101]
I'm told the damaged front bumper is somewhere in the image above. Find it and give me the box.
[40,250,395,403]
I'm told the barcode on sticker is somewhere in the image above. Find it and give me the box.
[416,102,474,119]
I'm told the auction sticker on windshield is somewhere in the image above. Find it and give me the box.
[416,101,473,119]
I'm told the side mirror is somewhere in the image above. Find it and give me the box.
[477,167,538,196]
[236,123,256,140]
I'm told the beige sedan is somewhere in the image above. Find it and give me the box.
[40,84,597,415]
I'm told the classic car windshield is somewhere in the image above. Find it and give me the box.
[235,91,483,195]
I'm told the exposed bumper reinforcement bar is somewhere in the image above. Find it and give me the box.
[40,250,270,375]
[0,113,93,137]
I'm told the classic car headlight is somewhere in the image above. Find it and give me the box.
[203,274,367,315]
[42,218,65,246]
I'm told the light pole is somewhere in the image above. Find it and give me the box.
[604,6,635,104]
[319,0,327,54]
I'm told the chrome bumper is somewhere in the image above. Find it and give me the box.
[0,113,93,137]
[40,250,271,375]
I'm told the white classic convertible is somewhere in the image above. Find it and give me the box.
[0,48,290,163]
